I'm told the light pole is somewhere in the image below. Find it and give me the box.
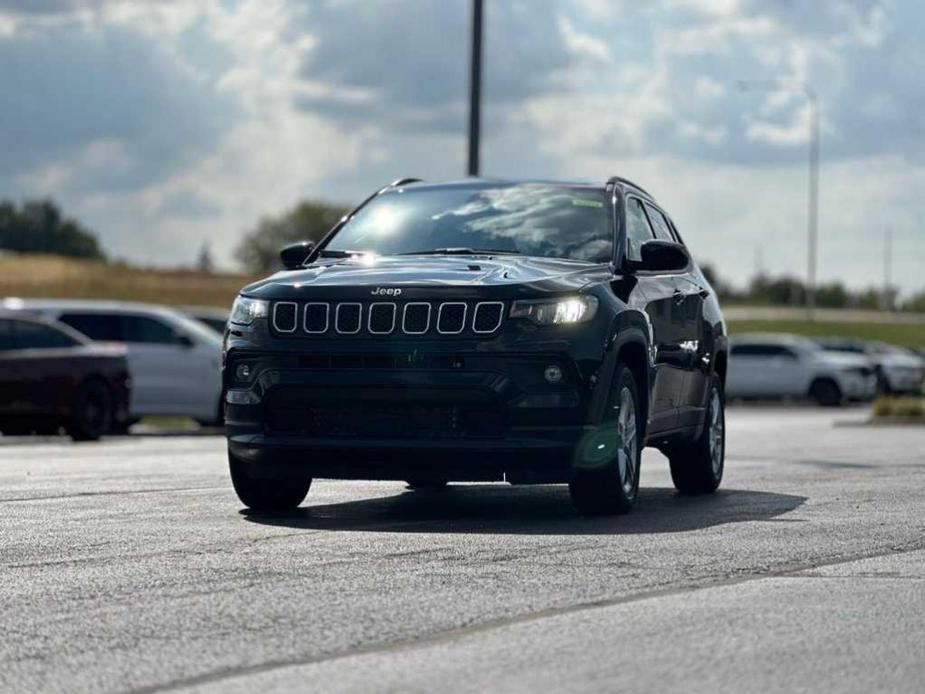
[736,80,820,317]
[467,0,484,177]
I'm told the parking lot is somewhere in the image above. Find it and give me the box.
[2,405,924,693]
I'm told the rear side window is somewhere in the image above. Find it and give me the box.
[60,313,123,341]
[0,320,15,351]
[625,198,655,262]
[11,320,79,349]
[122,315,181,345]
[643,204,676,242]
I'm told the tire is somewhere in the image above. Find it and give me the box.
[667,374,725,495]
[68,379,113,442]
[405,480,448,490]
[809,378,843,407]
[229,450,310,512]
[569,365,642,516]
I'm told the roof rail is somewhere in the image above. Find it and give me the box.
[606,176,653,199]
[388,177,423,187]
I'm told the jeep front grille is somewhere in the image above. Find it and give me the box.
[272,300,506,337]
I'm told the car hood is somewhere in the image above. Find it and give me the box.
[817,351,873,369]
[241,255,613,300]
[875,352,924,368]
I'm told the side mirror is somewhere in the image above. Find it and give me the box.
[629,240,690,273]
[280,241,316,270]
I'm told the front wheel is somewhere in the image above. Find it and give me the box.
[667,375,725,494]
[809,378,843,407]
[229,451,311,512]
[68,379,113,441]
[569,365,642,516]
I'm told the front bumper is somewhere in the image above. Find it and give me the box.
[224,347,609,483]
[838,372,878,400]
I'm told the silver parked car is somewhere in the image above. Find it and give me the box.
[2,299,224,425]
[727,333,877,406]
[814,338,924,394]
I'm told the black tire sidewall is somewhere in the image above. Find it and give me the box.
[569,364,642,514]
[71,380,113,441]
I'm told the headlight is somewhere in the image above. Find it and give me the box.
[229,296,269,325]
[510,296,599,325]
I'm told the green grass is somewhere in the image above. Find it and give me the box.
[728,320,925,349]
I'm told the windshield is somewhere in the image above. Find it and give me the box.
[324,183,613,262]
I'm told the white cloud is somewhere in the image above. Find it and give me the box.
[0,0,923,295]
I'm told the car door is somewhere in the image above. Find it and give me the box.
[624,196,683,433]
[1,319,79,418]
[761,344,806,396]
[120,313,205,416]
[0,319,24,418]
[642,203,708,428]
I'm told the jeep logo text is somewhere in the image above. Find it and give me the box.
[371,287,402,296]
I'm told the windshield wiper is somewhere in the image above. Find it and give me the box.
[318,249,372,258]
[397,247,521,256]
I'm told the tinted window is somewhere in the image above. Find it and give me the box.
[731,344,797,358]
[0,320,15,351]
[12,320,79,349]
[326,184,613,263]
[60,313,123,341]
[644,204,676,242]
[625,198,655,262]
[122,315,180,345]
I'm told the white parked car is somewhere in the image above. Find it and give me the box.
[814,338,924,394]
[726,333,877,406]
[1,299,223,425]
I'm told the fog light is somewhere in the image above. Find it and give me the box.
[235,363,252,381]
[544,364,564,384]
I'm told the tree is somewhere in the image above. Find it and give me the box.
[235,200,349,273]
[0,199,105,259]
[196,241,214,272]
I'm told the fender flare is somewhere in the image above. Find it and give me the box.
[588,317,653,425]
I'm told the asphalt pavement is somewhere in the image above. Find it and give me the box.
[1,407,923,693]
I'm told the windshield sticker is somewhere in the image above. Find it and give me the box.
[572,198,604,208]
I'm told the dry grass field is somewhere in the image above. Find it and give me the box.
[0,254,256,308]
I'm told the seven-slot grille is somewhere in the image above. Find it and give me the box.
[271,300,505,337]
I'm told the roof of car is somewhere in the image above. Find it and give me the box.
[384,177,655,201]
[732,333,817,346]
[1,298,187,316]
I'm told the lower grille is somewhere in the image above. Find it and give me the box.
[265,388,506,439]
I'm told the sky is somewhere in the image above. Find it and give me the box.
[0,0,923,293]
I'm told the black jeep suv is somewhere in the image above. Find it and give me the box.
[224,177,728,515]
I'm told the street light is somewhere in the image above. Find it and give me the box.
[467,0,484,177]
[736,80,820,317]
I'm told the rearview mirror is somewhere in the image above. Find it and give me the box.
[629,240,690,273]
[280,241,316,270]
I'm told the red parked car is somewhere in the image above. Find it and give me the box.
[0,311,130,440]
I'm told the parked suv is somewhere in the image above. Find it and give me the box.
[726,333,876,405]
[1,300,223,425]
[814,338,923,394]
[224,178,728,515]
